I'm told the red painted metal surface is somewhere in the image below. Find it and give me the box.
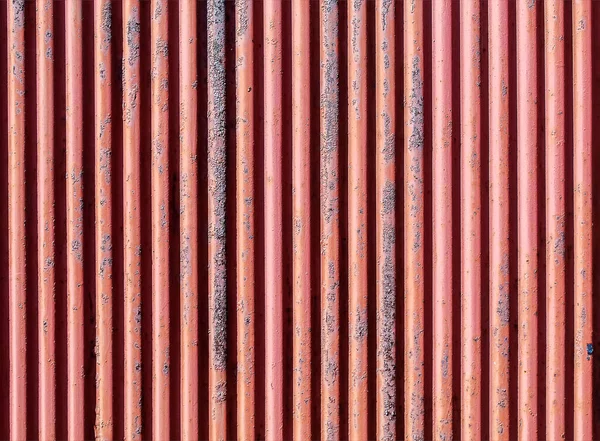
[2,1,600,440]
[488,2,511,439]
[432,1,453,440]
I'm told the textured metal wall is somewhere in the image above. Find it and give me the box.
[1,0,600,440]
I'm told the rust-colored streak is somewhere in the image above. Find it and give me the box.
[94,0,114,438]
[460,0,482,438]
[150,0,171,437]
[573,1,593,439]
[264,0,284,439]
[66,1,85,439]
[488,0,511,439]
[545,1,566,439]
[180,1,199,440]
[517,0,540,437]
[404,0,426,439]
[123,0,142,439]
[236,0,256,439]
[320,1,341,440]
[375,0,396,440]
[291,1,313,440]
[8,0,28,438]
[347,0,368,439]
[207,0,228,439]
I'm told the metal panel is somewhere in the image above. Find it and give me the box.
[1,1,599,440]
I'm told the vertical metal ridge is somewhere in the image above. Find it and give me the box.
[432,0,453,439]
[404,0,425,439]
[37,0,56,438]
[94,0,114,438]
[517,0,540,437]
[348,0,368,437]
[573,1,593,439]
[460,0,482,437]
[320,1,341,439]
[179,1,199,439]
[235,0,256,439]
[8,0,28,438]
[150,0,171,437]
[375,0,397,439]
[207,0,228,439]
[66,1,85,438]
[291,1,313,438]
[123,0,142,438]
[545,1,567,439]
[488,1,511,439]
[3,1,600,438]
[264,0,284,439]
[432,0,460,438]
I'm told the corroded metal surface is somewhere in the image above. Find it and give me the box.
[0,1,599,440]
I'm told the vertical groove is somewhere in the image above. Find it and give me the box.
[8,0,28,438]
[94,0,114,438]
[544,1,566,439]
[404,0,425,439]
[264,0,284,439]
[375,0,396,439]
[292,0,312,438]
[235,0,256,438]
[0,0,9,433]
[207,0,228,439]
[180,0,199,439]
[573,1,593,439]
[348,0,368,437]
[432,0,453,439]
[123,0,142,438]
[2,2,600,438]
[66,1,85,438]
[320,1,341,440]
[37,0,56,438]
[460,0,482,437]
[516,0,540,437]
[488,0,511,439]
[150,0,171,437]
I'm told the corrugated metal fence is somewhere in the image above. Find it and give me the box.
[1,0,599,439]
